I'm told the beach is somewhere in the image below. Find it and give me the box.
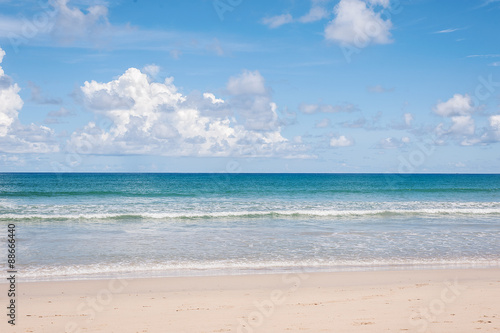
[2,268,499,332]
[1,173,500,331]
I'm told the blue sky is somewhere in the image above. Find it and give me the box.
[0,0,499,172]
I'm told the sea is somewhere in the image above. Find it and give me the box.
[1,173,499,281]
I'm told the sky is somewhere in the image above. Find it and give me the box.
[0,0,499,173]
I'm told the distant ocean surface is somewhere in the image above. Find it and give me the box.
[1,173,499,281]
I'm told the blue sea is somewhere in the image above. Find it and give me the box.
[1,173,499,281]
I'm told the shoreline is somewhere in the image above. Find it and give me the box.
[8,261,500,283]
[2,268,499,332]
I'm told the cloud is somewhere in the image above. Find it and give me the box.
[433,28,460,34]
[299,102,358,114]
[330,135,354,147]
[449,116,475,136]
[479,115,500,143]
[375,137,408,149]
[50,0,110,44]
[315,118,331,128]
[0,47,59,153]
[299,6,329,23]
[433,94,474,117]
[489,62,500,67]
[69,67,305,157]
[404,113,414,127]
[261,14,294,29]
[44,107,75,124]
[227,70,266,96]
[367,84,394,93]
[142,64,160,77]
[325,0,393,47]
[466,54,500,58]
[28,81,63,105]
[203,93,224,105]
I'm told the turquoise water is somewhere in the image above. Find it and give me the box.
[1,173,500,281]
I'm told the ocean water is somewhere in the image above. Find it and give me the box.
[1,173,499,281]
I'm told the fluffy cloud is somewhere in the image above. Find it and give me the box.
[330,135,354,147]
[69,67,303,157]
[226,70,280,131]
[227,70,267,95]
[433,94,474,117]
[50,0,110,44]
[433,94,479,145]
[480,115,500,143]
[449,116,475,136]
[0,47,58,153]
[325,0,393,47]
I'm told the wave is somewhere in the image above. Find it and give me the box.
[14,258,500,281]
[0,191,197,198]
[2,208,500,220]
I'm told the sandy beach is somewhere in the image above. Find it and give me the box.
[1,268,498,333]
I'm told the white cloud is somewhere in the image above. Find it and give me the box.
[299,103,357,114]
[375,137,408,149]
[50,0,110,44]
[434,28,460,34]
[0,47,59,153]
[480,115,500,143]
[449,115,475,136]
[325,0,393,47]
[261,14,294,29]
[366,0,390,6]
[299,6,329,23]
[330,135,354,147]
[404,113,414,127]
[433,94,474,117]
[227,70,266,95]
[203,93,224,105]
[226,70,280,131]
[315,118,331,128]
[489,62,500,67]
[142,64,160,77]
[69,67,304,157]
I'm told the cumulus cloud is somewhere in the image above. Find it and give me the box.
[69,67,304,157]
[330,135,354,147]
[449,116,475,136]
[203,93,224,105]
[227,70,267,96]
[142,64,160,78]
[226,70,281,131]
[480,115,500,143]
[50,0,110,44]
[433,94,474,117]
[325,0,393,47]
[0,47,59,153]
